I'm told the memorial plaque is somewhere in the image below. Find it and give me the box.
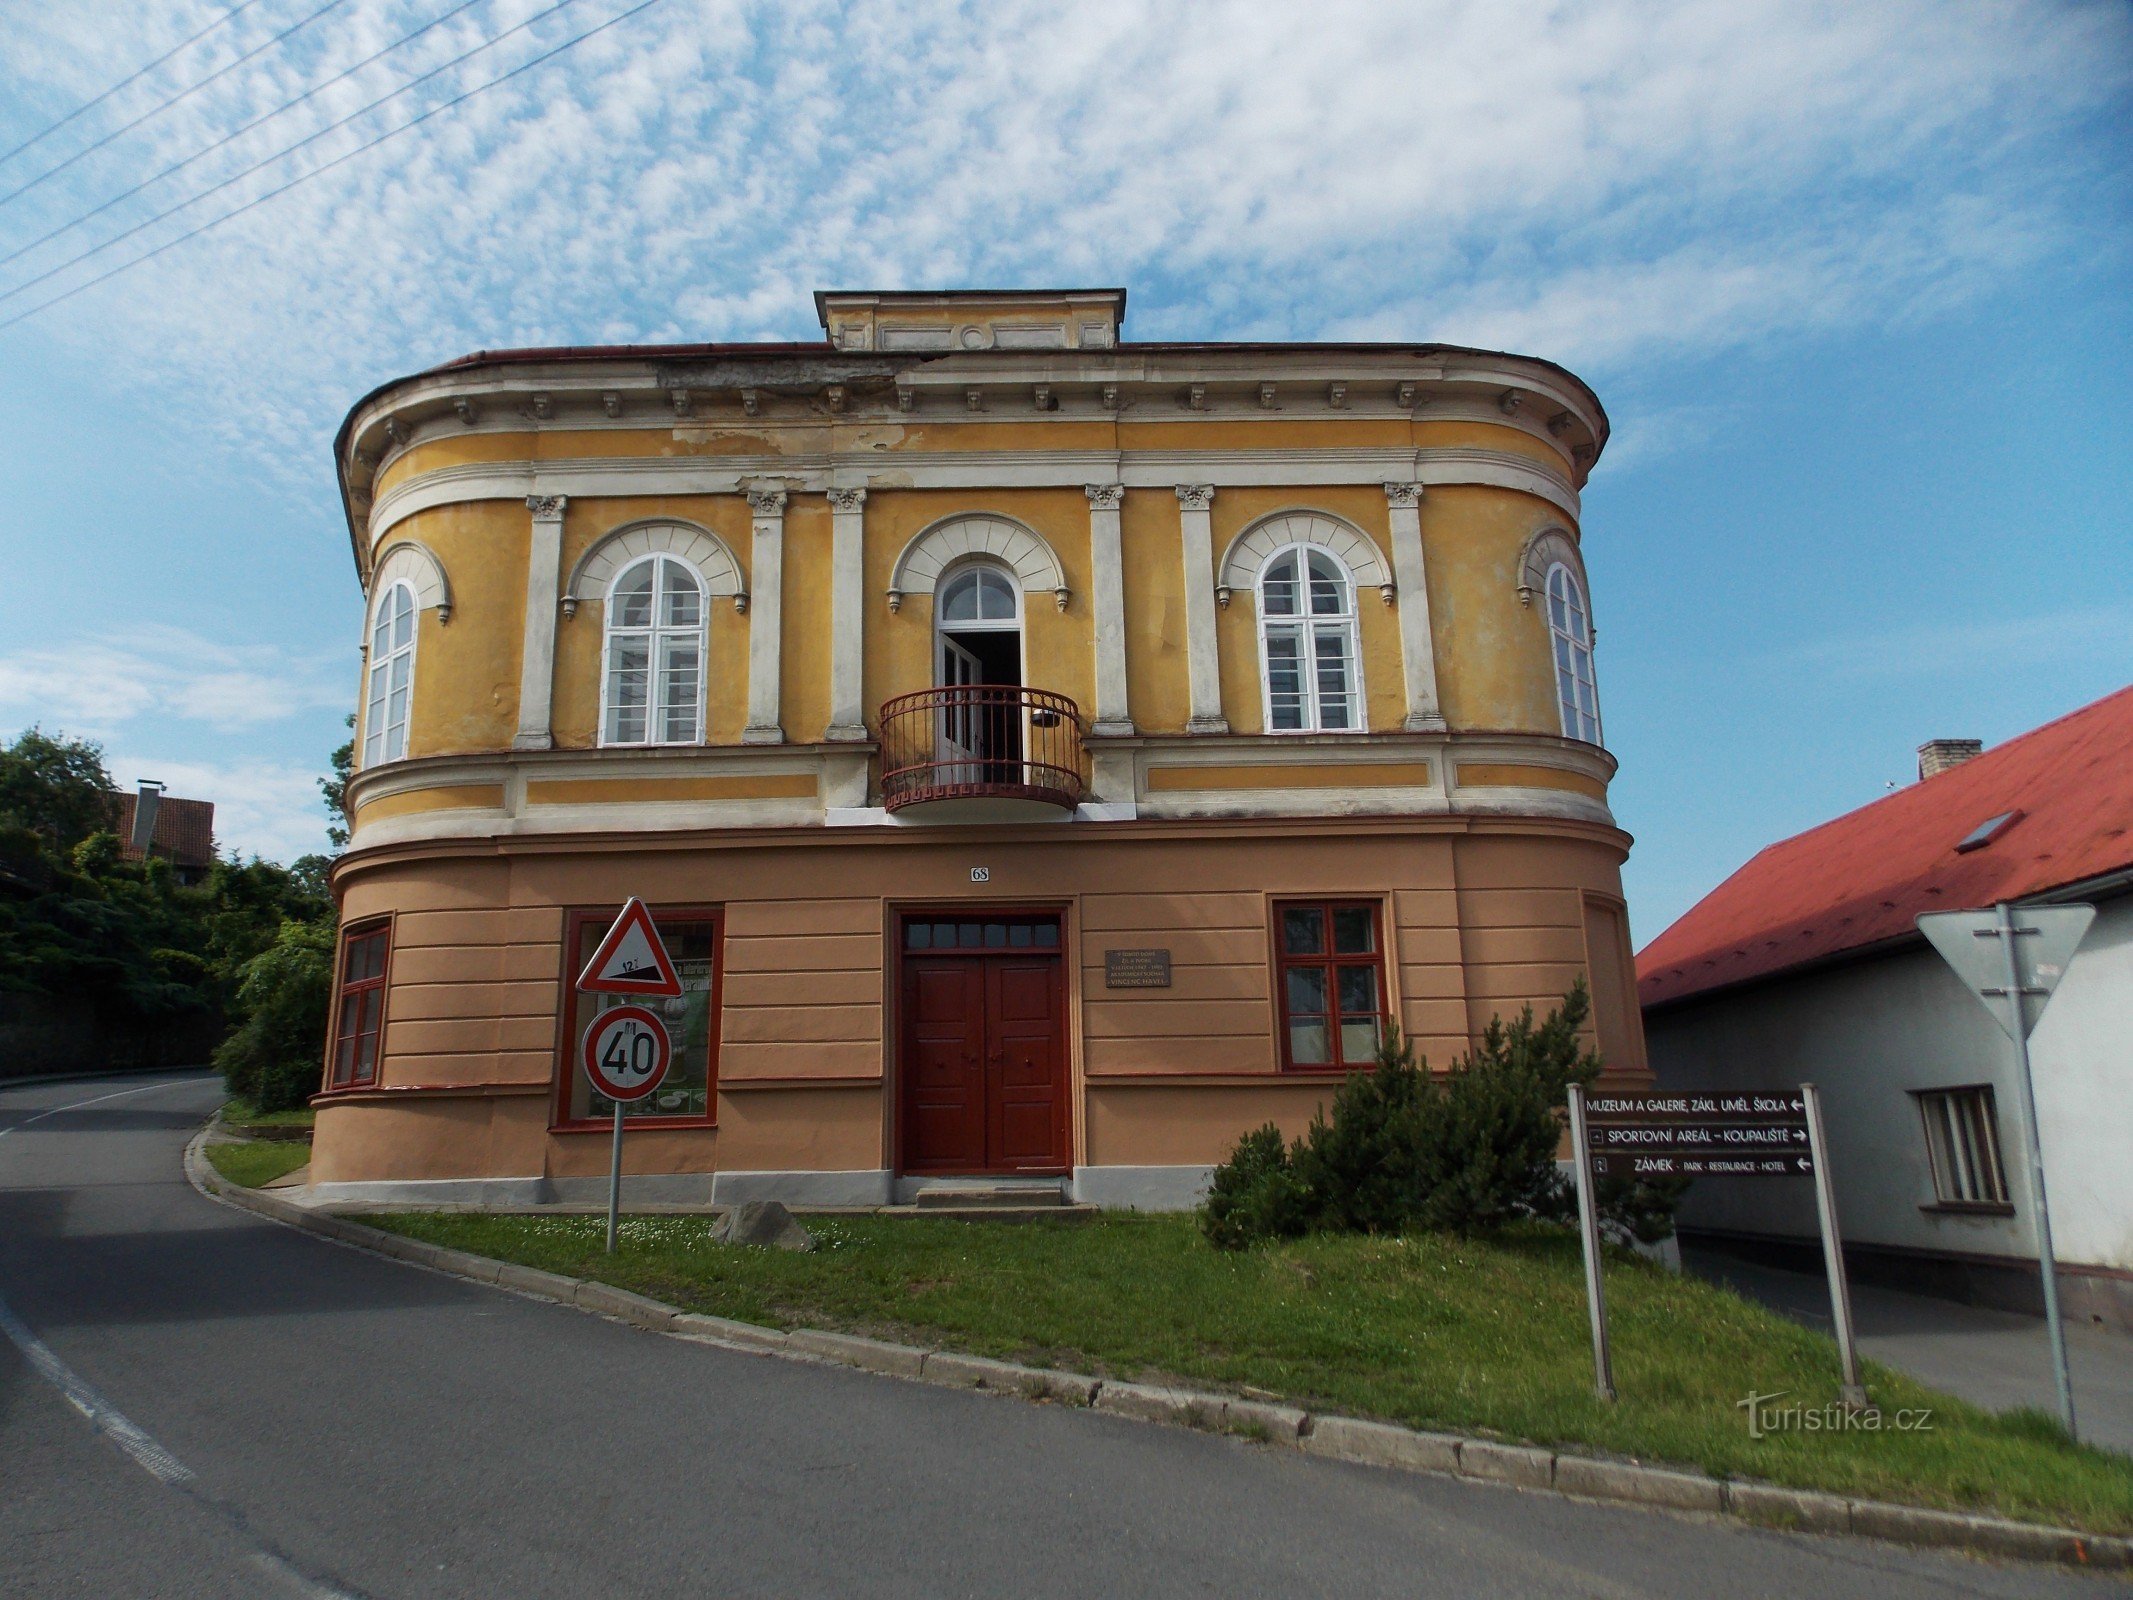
[1104,948,1173,989]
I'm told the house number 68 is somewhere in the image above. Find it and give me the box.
[970,867,991,883]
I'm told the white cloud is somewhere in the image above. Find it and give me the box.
[0,0,2123,498]
[0,625,345,737]
[1769,601,2133,683]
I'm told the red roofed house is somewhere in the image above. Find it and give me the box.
[1638,685,2133,1329]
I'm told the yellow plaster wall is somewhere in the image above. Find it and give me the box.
[1208,486,1404,734]
[1118,488,1191,734]
[859,489,1097,718]
[1409,418,1570,470]
[1420,484,1571,733]
[371,503,526,760]
[549,495,755,748]
[779,496,833,743]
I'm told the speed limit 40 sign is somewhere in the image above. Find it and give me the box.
[581,1005,671,1103]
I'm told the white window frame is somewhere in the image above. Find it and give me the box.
[1915,1085,2011,1209]
[1256,542,1364,733]
[599,553,708,748]
[1545,561,1602,746]
[933,558,1023,678]
[362,580,418,768]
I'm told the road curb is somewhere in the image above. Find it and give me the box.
[181,1129,2132,1572]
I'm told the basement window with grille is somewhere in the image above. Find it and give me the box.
[1914,1085,2012,1212]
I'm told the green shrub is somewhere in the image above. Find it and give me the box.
[1198,1123,1311,1249]
[1200,983,1683,1249]
[213,919,334,1113]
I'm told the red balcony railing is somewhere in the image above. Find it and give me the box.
[879,685,1087,815]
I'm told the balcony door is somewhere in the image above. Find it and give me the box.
[936,562,1023,786]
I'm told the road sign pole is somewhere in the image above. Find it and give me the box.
[606,1100,625,1255]
[1993,901,2077,1440]
[1567,1085,1615,1402]
[1800,1083,1867,1409]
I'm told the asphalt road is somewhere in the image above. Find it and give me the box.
[0,1073,2110,1599]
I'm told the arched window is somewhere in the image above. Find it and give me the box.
[1546,562,1601,745]
[1259,545,1361,731]
[602,555,705,746]
[362,581,417,766]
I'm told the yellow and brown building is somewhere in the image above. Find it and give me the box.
[317,287,1646,1206]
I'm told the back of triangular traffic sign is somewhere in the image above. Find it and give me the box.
[1918,904,2095,1040]
[578,897,683,996]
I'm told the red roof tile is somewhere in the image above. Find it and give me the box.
[110,792,217,869]
[1637,684,2133,1009]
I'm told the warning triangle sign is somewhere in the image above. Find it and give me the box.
[577,898,683,996]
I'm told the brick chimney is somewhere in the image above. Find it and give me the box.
[1917,738,1983,780]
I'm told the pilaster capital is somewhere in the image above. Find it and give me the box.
[1174,484,1214,512]
[827,486,868,512]
[525,494,567,519]
[1085,483,1125,511]
[1382,481,1424,510]
[745,487,788,517]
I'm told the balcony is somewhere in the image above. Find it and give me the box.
[879,685,1087,820]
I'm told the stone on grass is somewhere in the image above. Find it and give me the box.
[711,1199,814,1251]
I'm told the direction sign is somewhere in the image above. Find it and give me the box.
[1590,1152,1813,1180]
[1586,1122,1809,1153]
[578,898,682,997]
[581,1004,672,1103]
[1584,1091,1805,1123]
[1919,905,2095,1041]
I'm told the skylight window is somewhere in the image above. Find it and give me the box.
[1954,810,2021,853]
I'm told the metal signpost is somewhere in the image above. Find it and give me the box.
[577,900,684,1253]
[1571,1085,1866,1406]
[1919,903,2096,1441]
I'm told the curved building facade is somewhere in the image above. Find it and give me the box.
[316,287,1648,1207]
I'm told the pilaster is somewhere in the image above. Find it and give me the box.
[742,486,787,745]
[512,494,565,751]
[1085,484,1133,738]
[826,487,868,741]
[1174,484,1228,735]
[1384,482,1446,732]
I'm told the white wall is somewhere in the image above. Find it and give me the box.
[1644,899,2133,1272]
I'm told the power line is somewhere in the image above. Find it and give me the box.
[0,0,584,306]
[0,1,265,169]
[1,0,493,272]
[0,0,667,334]
[0,0,355,211]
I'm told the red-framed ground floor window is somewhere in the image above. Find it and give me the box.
[554,906,722,1130]
[327,920,392,1090]
[1273,900,1389,1071]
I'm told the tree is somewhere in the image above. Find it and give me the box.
[321,715,354,849]
[0,729,114,852]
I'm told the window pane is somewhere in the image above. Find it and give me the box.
[1034,923,1058,947]
[613,566,655,628]
[1331,908,1374,954]
[1289,1021,1330,1065]
[1314,629,1352,730]
[660,561,702,626]
[906,922,932,949]
[1285,965,1327,1017]
[940,571,978,622]
[958,922,982,948]
[984,922,1007,948]
[1281,907,1324,954]
[1307,551,1346,615]
[976,567,1016,619]
[1340,1018,1380,1064]
[658,637,699,742]
[931,922,957,948]
[1008,924,1032,947]
[1337,964,1378,1016]
[1261,553,1299,616]
[1265,630,1304,729]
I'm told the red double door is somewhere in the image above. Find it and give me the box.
[899,916,1068,1175]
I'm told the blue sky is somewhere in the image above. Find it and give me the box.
[0,0,2126,942]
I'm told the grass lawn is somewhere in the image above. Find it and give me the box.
[365,1209,2133,1533]
[205,1139,311,1188]
[220,1097,316,1133]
